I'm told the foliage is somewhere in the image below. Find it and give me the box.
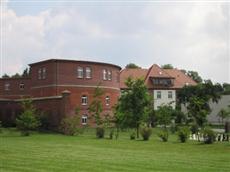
[22,68,30,77]
[89,86,104,126]
[125,63,140,69]
[190,123,199,134]
[59,108,81,136]
[177,80,223,127]
[109,129,114,139]
[222,83,230,95]
[96,127,105,138]
[116,78,151,138]
[158,129,169,142]
[177,127,190,143]
[16,99,41,136]
[225,122,230,133]
[161,64,174,69]
[202,128,216,144]
[130,131,136,140]
[0,121,2,133]
[218,108,230,124]
[2,73,10,78]
[140,127,152,141]
[172,109,187,125]
[11,73,21,78]
[186,71,203,83]
[155,105,174,129]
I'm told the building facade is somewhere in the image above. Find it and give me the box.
[0,59,121,128]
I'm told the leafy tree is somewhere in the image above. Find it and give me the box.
[218,108,230,124]
[22,68,30,77]
[16,99,40,136]
[161,64,174,69]
[125,63,140,69]
[156,105,174,129]
[11,73,21,78]
[2,73,10,78]
[117,78,151,138]
[222,83,230,95]
[89,86,104,126]
[186,71,203,83]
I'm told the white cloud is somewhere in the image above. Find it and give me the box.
[1,1,229,83]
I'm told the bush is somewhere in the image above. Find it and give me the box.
[202,128,216,144]
[109,129,114,139]
[59,115,80,136]
[190,124,199,134]
[158,130,169,142]
[96,127,105,138]
[140,127,152,141]
[130,132,136,140]
[177,126,190,143]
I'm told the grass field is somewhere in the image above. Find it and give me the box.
[0,128,229,172]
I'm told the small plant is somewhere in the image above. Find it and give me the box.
[130,132,136,140]
[140,127,152,141]
[177,126,190,143]
[59,115,80,136]
[109,129,114,139]
[202,128,216,144]
[158,130,169,142]
[96,127,105,138]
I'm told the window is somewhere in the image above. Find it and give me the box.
[19,83,25,90]
[103,69,107,80]
[77,67,84,78]
[81,115,87,125]
[42,68,46,79]
[38,68,42,79]
[81,95,88,105]
[105,96,110,106]
[85,67,92,79]
[108,70,112,80]
[168,91,173,99]
[157,91,161,99]
[4,83,10,91]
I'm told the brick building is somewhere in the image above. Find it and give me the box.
[0,59,197,128]
[0,59,121,128]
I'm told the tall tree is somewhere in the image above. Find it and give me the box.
[117,78,151,138]
[161,64,174,69]
[186,71,203,83]
[125,63,140,69]
[2,74,10,78]
[11,73,21,78]
[22,68,30,77]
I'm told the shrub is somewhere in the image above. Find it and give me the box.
[158,130,169,142]
[190,124,199,134]
[109,129,114,139]
[177,126,190,143]
[202,128,216,144]
[59,115,80,136]
[140,127,152,141]
[96,127,105,138]
[130,132,136,140]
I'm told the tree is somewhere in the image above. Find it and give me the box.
[156,105,174,129]
[222,83,230,95]
[22,68,30,77]
[16,99,40,136]
[11,73,21,78]
[218,108,230,124]
[161,64,174,69]
[117,78,151,138]
[125,63,140,69]
[2,73,10,78]
[186,71,203,83]
[89,86,104,126]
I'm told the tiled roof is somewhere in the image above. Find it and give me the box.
[119,68,148,88]
[120,65,197,89]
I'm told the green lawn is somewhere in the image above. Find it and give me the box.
[0,128,229,172]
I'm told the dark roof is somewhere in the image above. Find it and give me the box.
[29,59,122,70]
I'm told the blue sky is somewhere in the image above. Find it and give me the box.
[1,0,230,83]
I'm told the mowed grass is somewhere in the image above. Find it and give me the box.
[0,128,229,172]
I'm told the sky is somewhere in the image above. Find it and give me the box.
[0,0,229,83]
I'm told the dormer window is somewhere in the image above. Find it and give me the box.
[151,78,174,87]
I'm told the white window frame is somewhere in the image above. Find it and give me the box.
[103,69,107,80]
[19,83,25,90]
[85,67,92,79]
[157,91,161,99]
[4,83,10,91]
[105,96,110,106]
[42,68,46,79]
[77,67,84,78]
[81,95,88,105]
[38,68,42,80]
[168,91,173,99]
[81,115,87,125]
[107,70,112,81]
